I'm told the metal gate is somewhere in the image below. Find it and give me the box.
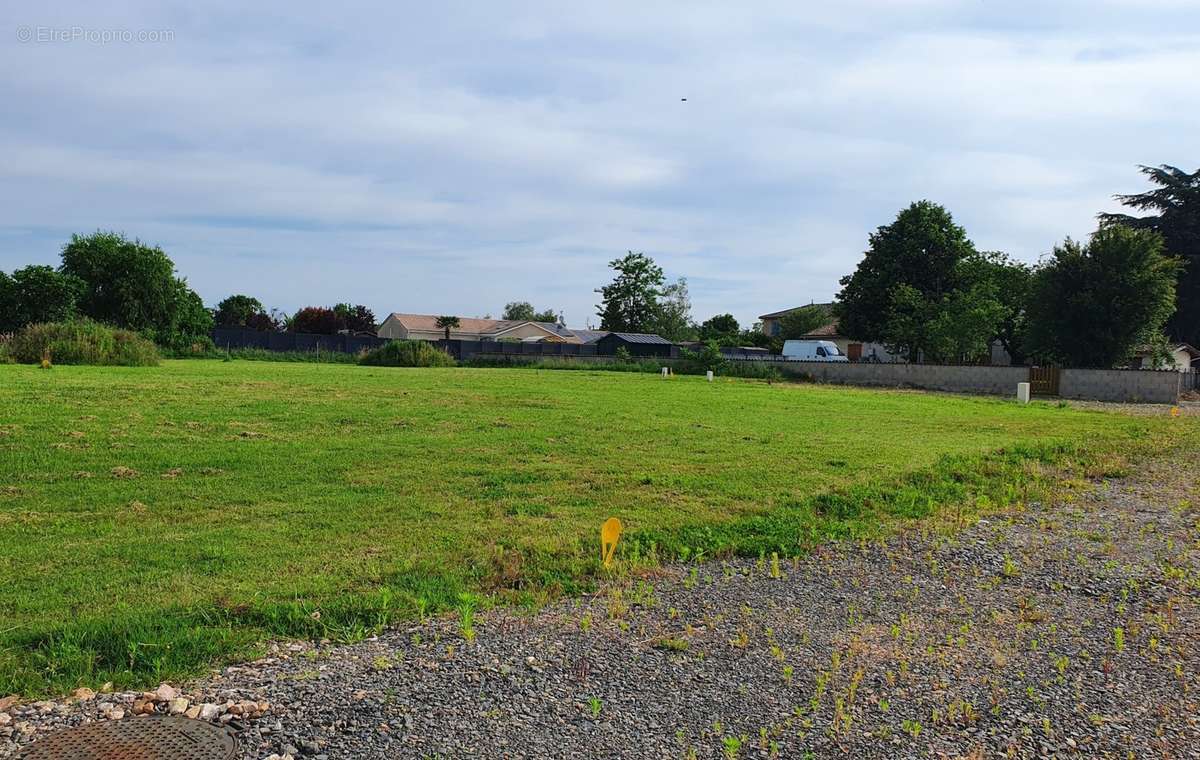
[1029,366,1060,396]
[1183,369,1199,394]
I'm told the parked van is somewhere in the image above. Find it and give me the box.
[781,340,849,361]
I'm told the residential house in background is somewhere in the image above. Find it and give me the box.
[378,313,581,343]
[377,313,635,345]
[757,303,832,337]
[798,319,897,362]
[1130,343,1200,371]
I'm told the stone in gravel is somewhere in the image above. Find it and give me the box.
[184,705,201,719]
[168,697,189,715]
[72,687,96,701]
[131,699,155,715]
[0,697,16,712]
[300,739,320,755]
[153,684,177,702]
[0,714,10,726]
[198,703,221,721]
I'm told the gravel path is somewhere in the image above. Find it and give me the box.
[4,455,1197,759]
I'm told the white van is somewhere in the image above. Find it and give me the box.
[781,340,849,362]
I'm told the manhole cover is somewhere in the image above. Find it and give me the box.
[17,715,238,760]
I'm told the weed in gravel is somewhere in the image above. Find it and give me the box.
[456,594,477,642]
[1113,626,1126,652]
[587,696,602,718]
[722,735,744,758]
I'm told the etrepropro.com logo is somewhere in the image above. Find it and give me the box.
[16,25,175,44]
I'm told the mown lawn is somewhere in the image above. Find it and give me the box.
[0,360,1182,695]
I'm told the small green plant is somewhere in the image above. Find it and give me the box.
[901,718,922,738]
[588,696,602,718]
[457,594,477,642]
[722,735,743,758]
[1002,555,1019,577]
[1113,627,1125,652]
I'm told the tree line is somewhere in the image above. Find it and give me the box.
[3,165,1195,367]
[593,164,1198,368]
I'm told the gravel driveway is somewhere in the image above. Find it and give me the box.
[5,454,1198,759]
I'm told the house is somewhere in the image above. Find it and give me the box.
[378,313,582,343]
[799,320,897,362]
[1130,343,1200,371]
[595,332,676,358]
[757,303,833,337]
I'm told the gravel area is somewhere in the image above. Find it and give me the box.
[4,455,1197,759]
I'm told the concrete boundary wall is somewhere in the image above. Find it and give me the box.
[1059,368,1181,404]
[747,360,1181,404]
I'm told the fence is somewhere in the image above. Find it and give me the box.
[211,327,388,354]
[745,358,1183,404]
[1178,369,1198,395]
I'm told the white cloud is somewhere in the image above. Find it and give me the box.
[0,1,1197,328]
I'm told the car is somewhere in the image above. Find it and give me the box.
[781,339,849,361]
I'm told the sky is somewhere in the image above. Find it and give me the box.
[2,2,1198,330]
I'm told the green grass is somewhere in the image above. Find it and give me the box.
[0,360,1187,695]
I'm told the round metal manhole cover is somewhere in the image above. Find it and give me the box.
[16,715,238,760]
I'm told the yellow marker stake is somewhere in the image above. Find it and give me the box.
[601,517,623,568]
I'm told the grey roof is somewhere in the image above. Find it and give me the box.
[569,329,611,344]
[602,332,673,344]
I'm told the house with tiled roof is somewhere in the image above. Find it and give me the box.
[377,313,636,345]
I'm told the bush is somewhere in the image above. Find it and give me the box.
[677,341,728,374]
[9,321,159,366]
[359,340,456,367]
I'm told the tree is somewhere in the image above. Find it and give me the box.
[59,231,210,346]
[972,252,1034,365]
[334,303,377,334]
[778,305,829,340]
[290,306,341,335]
[502,301,560,323]
[1025,226,1182,368]
[502,301,534,320]
[835,201,976,360]
[1099,165,1200,347]
[698,313,740,344]
[0,265,83,332]
[435,315,460,340]
[652,278,696,342]
[214,295,267,328]
[596,252,665,333]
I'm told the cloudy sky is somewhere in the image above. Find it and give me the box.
[2,2,1197,329]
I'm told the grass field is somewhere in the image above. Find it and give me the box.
[0,360,1186,695]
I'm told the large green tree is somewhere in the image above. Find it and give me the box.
[835,201,977,361]
[1025,226,1181,368]
[502,301,560,323]
[333,303,377,334]
[595,252,666,333]
[972,252,1034,365]
[214,294,266,327]
[651,277,696,342]
[778,305,830,340]
[1099,164,1200,347]
[698,313,740,344]
[59,231,212,346]
[0,265,83,332]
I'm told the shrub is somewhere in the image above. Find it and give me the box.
[677,341,728,374]
[359,340,456,367]
[9,321,159,366]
